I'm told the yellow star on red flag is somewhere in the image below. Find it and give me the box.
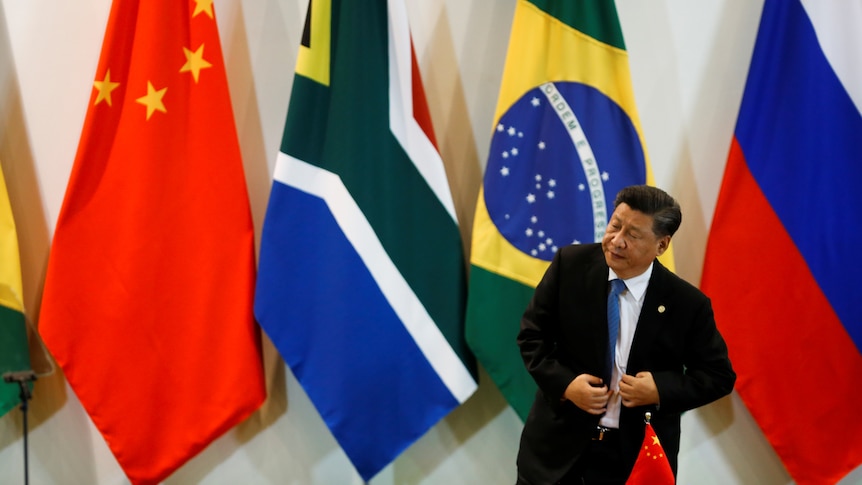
[135,81,167,120]
[93,70,120,106]
[192,0,214,18]
[180,44,212,83]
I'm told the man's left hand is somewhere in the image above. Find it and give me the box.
[619,372,660,407]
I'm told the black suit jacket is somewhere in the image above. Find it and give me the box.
[516,243,735,485]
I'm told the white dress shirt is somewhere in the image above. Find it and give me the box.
[599,263,652,429]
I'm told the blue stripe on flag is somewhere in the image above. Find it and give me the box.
[734,0,861,350]
[255,181,459,479]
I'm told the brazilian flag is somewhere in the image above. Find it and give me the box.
[465,0,671,420]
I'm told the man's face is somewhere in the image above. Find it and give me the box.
[602,202,670,279]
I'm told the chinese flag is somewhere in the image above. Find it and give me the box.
[38,1,265,484]
[626,422,675,485]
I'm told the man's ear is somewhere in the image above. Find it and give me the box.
[656,236,671,256]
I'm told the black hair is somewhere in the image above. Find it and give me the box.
[614,185,682,238]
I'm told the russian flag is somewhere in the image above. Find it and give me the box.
[701,1,862,483]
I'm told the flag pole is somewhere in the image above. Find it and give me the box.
[3,370,36,485]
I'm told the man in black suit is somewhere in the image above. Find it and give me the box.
[516,185,735,485]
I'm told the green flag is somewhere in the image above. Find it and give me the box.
[465,0,669,420]
[0,164,31,417]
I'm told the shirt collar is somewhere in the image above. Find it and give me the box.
[609,262,653,303]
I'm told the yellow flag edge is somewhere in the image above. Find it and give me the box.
[0,166,24,312]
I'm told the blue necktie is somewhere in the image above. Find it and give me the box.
[606,279,626,387]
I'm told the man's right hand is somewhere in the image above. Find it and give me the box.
[563,374,611,415]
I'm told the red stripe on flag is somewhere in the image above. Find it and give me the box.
[702,138,862,484]
[409,40,438,149]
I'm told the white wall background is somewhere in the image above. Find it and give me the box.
[0,0,860,484]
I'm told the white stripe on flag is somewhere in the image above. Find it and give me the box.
[801,0,862,114]
[272,152,477,403]
[386,0,459,224]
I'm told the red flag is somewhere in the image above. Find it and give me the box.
[626,422,675,485]
[38,1,265,483]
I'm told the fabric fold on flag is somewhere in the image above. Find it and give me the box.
[701,0,862,483]
[465,0,669,420]
[0,163,31,418]
[253,0,477,480]
[38,1,266,483]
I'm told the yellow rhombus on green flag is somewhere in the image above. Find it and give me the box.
[464,0,673,420]
[0,163,31,417]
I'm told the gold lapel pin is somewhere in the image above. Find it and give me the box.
[658,305,666,313]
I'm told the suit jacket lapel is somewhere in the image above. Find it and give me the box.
[627,260,671,371]
[572,245,612,371]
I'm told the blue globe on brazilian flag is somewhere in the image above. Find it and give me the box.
[466,0,662,420]
[485,82,645,261]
